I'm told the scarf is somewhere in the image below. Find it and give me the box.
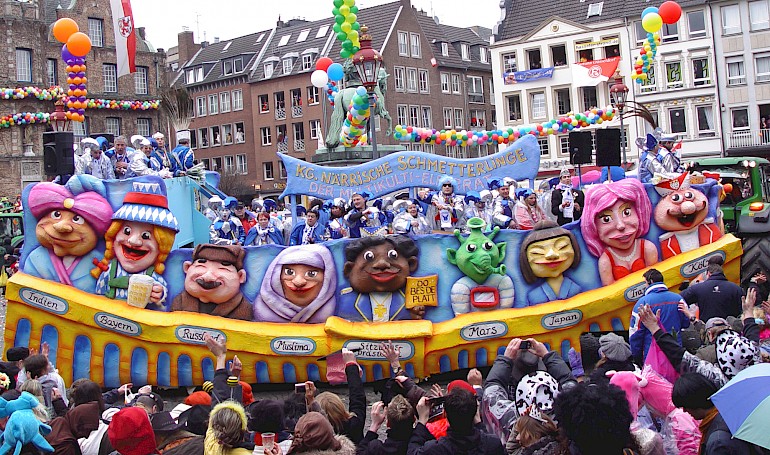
[302,224,314,244]
[255,225,271,245]
[697,408,719,455]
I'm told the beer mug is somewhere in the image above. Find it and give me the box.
[127,274,154,308]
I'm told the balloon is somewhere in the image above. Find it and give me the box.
[335,15,345,25]
[347,30,359,41]
[337,31,347,41]
[352,22,360,31]
[339,4,350,15]
[327,63,344,81]
[351,5,359,13]
[346,13,357,24]
[66,32,92,57]
[344,0,354,6]
[316,57,333,72]
[340,49,352,59]
[53,18,79,43]
[334,0,343,6]
[641,6,659,19]
[642,13,663,33]
[311,69,329,88]
[340,22,352,33]
[658,1,682,24]
[333,23,341,33]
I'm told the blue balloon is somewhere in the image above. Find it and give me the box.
[327,63,344,81]
[641,6,658,18]
[356,86,367,96]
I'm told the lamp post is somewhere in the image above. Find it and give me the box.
[610,77,630,166]
[352,25,383,158]
[50,99,70,132]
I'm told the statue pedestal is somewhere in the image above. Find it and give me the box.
[311,145,403,166]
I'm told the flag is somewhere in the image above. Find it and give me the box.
[110,0,136,77]
[571,57,621,87]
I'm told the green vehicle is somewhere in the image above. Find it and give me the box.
[0,212,24,250]
[689,157,770,285]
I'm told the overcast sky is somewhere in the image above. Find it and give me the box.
[131,0,504,51]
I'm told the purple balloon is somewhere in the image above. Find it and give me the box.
[78,84,86,90]
[69,85,77,90]
[78,96,87,102]
[77,108,85,114]
[77,72,85,78]
[61,44,75,62]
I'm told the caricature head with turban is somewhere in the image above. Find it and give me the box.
[253,245,337,323]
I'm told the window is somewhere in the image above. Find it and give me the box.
[722,5,741,34]
[441,42,449,56]
[46,58,57,86]
[688,10,707,38]
[468,76,483,103]
[757,53,770,82]
[307,86,320,104]
[502,52,517,72]
[397,105,408,125]
[480,47,488,63]
[293,122,305,142]
[576,44,593,63]
[261,127,272,146]
[461,44,470,61]
[15,49,31,82]
[409,106,419,126]
[278,35,291,46]
[443,108,452,128]
[470,109,485,127]
[103,64,117,92]
[751,1,770,30]
[538,137,550,157]
[660,22,679,42]
[507,94,522,121]
[398,31,409,56]
[232,89,243,110]
[669,108,687,133]
[211,126,221,146]
[440,73,450,93]
[727,58,746,86]
[283,58,293,74]
[206,94,218,115]
[105,117,121,136]
[665,61,683,88]
[635,22,647,44]
[264,62,275,79]
[88,18,104,47]
[410,33,421,57]
[225,156,235,175]
[220,92,231,112]
[531,92,546,118]
[550,45,567,66]
[559,136,570,155]
[587,1,603,17]
[692,58,710,85]
[190,131,197,149]
[223,124,233,144]
[263,162,274,180]
[732,108,750,129]
[406,68,418,92]
[451,74,461,94]
[223,60,234,76]
[580,87,598,111]
[211,157,222,172]
[201,158,209,169]
[196,97,206,116]
[136,118,151,137]
[72,118,88,143]
[527,49,542,69]
[235,122,245,143]
[199,128,210,147]
[297,29,310,43]
[418,70,429,93]
[197,67,204,82]
[603,40,620,58]
[309,120,321,139]
[258,94,269,113]
[421,106,432,128]
[186,69,195,84]
[454,108,464,128]
[316,26,329,38]
[641,65,657,93]
[555,88,572,115]
[696,105,715,137]
[236,155,247,174]
[279,161,287,179]
[394,66,405,91]
[302,54,313,71]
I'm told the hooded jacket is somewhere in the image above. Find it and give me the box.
[407,423,505,455]
[46,402,102,455]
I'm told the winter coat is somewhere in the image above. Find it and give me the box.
[341,364,367,445]
[212,368,242,405]
[680,273,744,322]
[356,429,410,455]
[630,283,690,363]
[407,423,505,455]
[293,434,357,455]
[47,402,102,455]
[521,434,560,455]
[652,330,727,388]
[702,413,754,455]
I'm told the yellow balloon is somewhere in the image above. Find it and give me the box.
[642,12,663,33]
[339,4,350,15]
[341,22,352,33]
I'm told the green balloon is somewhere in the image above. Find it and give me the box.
[337,31,347,41]
[333,0,343,6]
[340,49,352,58]
[352,22,360,31]
[333,23,341,33]
[335,14,345,24]
[352,46,360,53]
[350,5,358,13]
[332,7,339,16]
[343,39,352,48]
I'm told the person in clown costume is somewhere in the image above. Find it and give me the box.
[92,176,178,307]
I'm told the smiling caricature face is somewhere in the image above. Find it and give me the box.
[346,242,417,293]
[654,188,709,231]
[36,209,98,257]
[183,257,246,304]
[526,235,575,279]
[280,264,325,307]
[596,200,640,251]
[114,221,160,274]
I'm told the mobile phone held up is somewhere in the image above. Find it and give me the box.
[519,340,531,350]
[295,383,306,394]
[428,395,446,421]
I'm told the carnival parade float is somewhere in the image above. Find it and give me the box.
[3,135,738,388]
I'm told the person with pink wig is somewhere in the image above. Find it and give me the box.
[581,179,658,285]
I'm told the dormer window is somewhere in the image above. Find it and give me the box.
[587,2,603,17]
[461,44,470,61]
[302,54,313,70]
[265,62,275,79]
[186,69,194,84]
[300,48,319,72]
[283,58,293,74]
[479,46,488,63]
[222,57,244,76]
[441,42,449,56]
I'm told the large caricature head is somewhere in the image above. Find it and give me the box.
[581,179,652,257]
[653,174,709,231]
[447,218,506,285]
[343,235,419,293]
[183,244,247,304]
[253,245,338,323]
[520,221,581,283]
[29,175,112,258]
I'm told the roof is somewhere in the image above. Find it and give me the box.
[327,1,403,59]
[413,11,491,71]
[181,29,272,87]
[496,0,707,42]
[251,18,335,81]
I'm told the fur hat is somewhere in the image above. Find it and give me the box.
[6,347,29,362]
[715,330,760,379]
[599,333,632,362]
[515,371,559,415]
[108,407,158,455]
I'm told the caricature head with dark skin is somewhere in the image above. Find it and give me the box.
[343,236,419,293]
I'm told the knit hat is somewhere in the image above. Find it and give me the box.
[447,380,476,395]
[515,371,559,415]
[113,176,179,232]
[6,347,29,362]
[240,381,253,405]
[28,177,112,236]
[289,412,342,453]
[183,391,211,407]
[192,244,245,270]
[599,333,632,362]
[108,407,159,455]
[705,317,728,331]
[715,330,760,379]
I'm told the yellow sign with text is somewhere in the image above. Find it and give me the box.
[405,275,439,309]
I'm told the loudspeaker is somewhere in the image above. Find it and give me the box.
[596,128,621,167]
[569,131,593,165]
[43,131,75,177]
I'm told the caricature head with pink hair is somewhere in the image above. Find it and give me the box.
[581,179,652,258]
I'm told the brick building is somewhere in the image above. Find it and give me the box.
[0,0,165,195]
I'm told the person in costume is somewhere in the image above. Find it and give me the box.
[106,136,135,180]
[244,212,285,246]
[92,176,178,307]
[492,177,518,229]
[205,195,223,222]
[393,200,432,236]
[551,168,584,225]
[337,236,424,322]
[210,197,245,245]
[658,133,683,173]
[171,244,252,320]
[431,176,464,231]
[514,188,546,230]
[653,173,722,259]
[172,136,194,175]
[151,133,181,176]
[323,198,349,240]
[75,138,114,179]
[253,244,337,323]
[345,191,387,238]
[463,192,492,233]
[638,134,665,183]
[520,221,582,306]
[130,139,171,178]
[25,175,112,292]
[290,208,325,245]
[581,178,658,285]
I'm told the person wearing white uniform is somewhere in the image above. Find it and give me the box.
[393,200,432,235]
[75,138,115,179]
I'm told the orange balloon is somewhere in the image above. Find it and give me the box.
[66,32,92,57]
[53,18,79,43]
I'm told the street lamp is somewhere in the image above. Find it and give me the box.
[352,25,383,157]
[50,99,70,132]
[610,76,630,166]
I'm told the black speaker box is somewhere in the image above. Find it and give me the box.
[568,131,593,165]
[596,128,622,167]
[43,131,74,177]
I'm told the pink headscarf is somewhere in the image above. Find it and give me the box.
[28,180,112,235]
[607,370,645,418]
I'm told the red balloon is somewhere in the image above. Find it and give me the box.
[658,1,682,24]
[316,57,333,72]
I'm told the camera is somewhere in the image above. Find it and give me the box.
[294,383,306,394]
[519,340,531,350]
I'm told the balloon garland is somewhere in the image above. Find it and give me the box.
[0,112,51,129]
[393,106,617,147]
[632,1,682,84]
[0,86,161,111]
[341,87,370,146]
[0,86,66,101]
[331,0,361,59]
[53,18,93,122]
[83,98,161,110]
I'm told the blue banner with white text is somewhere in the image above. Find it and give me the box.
[503,67,555,85]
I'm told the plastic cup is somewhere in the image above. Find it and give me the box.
[127,274,154,308]
[262,432,275,450]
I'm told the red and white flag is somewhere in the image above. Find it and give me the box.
[571,56,621,87]
[110,0,136,77]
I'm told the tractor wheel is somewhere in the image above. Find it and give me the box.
[740,235,770,288]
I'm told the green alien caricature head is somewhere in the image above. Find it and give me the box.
[447,217,507,284]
